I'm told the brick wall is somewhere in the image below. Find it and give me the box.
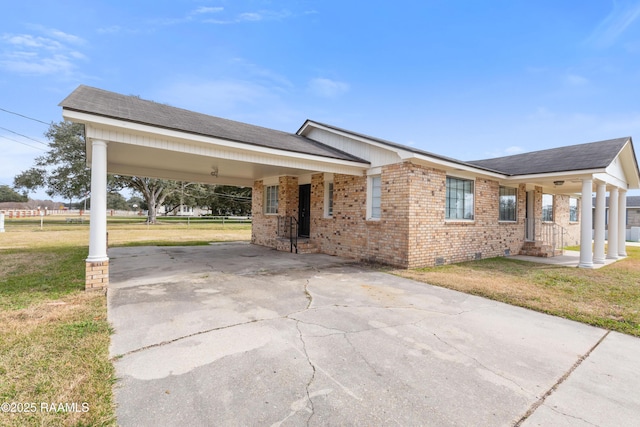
[251,180,278,247]
[553,194,581,246]
[250,161,594,268]
[407,167,526,267]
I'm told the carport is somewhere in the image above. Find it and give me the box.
[107,242,640,426]
[59,85,369,289]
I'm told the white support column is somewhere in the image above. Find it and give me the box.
[618,189,627,257]
[87,140,108,261]
[593,182,606,264]
[86,139,109,290]
[607,187,619,259]
[579,178,594,268]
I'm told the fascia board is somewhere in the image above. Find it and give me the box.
[502,169,605,184]
[406,154,506,179]
[64,109,370,170]
[298,121,407,156]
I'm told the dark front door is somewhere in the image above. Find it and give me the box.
[298,184,311,237]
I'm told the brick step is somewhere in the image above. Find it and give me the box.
[275,237,319,254]
[519,241,556,257]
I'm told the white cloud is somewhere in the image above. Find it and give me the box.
[97,25,122,34]
[308,78,350,98]
[586,1,640,48]
[504,146,525,155]
[566,74,589,86]
[239,12,263,22]
[0,27,87,77]
[191,6,224,16]
[203,9,293,24]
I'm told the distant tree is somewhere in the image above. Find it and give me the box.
[13,121,90,203]
[107,192,129,210]
[127,196,146,211]
[162,182,200,215]
[0,185,28,202]
[193,185,252,216]
[111,176,180,223]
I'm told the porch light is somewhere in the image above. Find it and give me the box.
[553,180,564,186]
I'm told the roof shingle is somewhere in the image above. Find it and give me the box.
[59,85,367,163]
[468,138,630,176]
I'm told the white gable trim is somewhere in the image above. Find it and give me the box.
[65,110,370,176]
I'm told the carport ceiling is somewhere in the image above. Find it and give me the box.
[104,141,329,187]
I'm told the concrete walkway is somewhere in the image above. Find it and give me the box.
[108,243,640,426]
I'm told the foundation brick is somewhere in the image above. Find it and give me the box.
[85,261,109,291]
[251,162,581,268]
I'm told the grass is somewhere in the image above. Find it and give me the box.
[3,215,640,423]
[0,217,251,426]
[394,246,640,337]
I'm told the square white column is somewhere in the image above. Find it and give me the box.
[87,139,109,262]
[593,182,606,264]
[618,189,627,257]
[579,179,594,268]
[607,187,619,259]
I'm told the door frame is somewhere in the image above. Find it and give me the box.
[298,184,311,237]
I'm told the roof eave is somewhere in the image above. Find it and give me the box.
[63,108,371,170]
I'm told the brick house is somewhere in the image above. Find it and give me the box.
[59,86,640,289]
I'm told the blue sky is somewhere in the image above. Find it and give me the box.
[2,1,640,200]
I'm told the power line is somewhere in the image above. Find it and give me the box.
[0,134,47,151]
[0,126,48,146]
[214,193,252,201]
[0,107,50,125]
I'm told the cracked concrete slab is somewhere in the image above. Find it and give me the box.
[108,243,640,426]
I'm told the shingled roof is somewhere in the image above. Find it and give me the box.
[59,85,366,163]
[467,138,631,176]
[592,195,640,207]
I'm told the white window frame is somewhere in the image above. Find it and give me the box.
[446,176,475,220]
[569,197,579,222]
[542,194,554,222]
[324,180,334,218]
[499,186,517,222]
[366,170,382,220]
[264,185,279,215]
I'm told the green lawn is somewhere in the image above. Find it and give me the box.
[396,246,640,337]
[2,219,639,425]
[0,221,251,426]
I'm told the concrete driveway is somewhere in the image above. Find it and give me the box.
[108,242,640,426]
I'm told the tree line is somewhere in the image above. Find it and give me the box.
[8,121,252,222]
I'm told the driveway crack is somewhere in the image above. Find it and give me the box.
[112,318,267,359]
[296,320,316,426]
[513,330,610,426]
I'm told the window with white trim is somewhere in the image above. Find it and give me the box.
[325,181,334,217]
[370,175,381,219]
[446,176,474,220]
[499,186,517,221]
[265,185,279,214]
[542,194,554,222]
[569,197,579,222]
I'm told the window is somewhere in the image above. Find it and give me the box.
[325,182,334,217]
[499,186,517,221]
[569,197,579,222]
[446,177,474,220]
[265,185,278,214]
[542,194,553,222]
[369,175,381,219]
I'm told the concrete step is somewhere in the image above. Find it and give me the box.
[275,237,319,254]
